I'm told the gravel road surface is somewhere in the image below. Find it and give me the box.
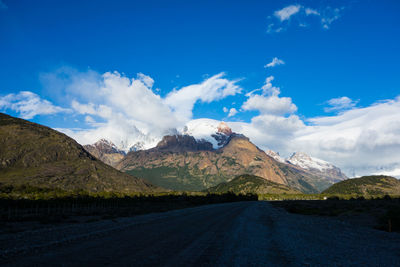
[1,201,400,266]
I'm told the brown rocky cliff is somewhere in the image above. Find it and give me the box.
[153,135,213,152]
[84,139,125,167]
[117,134,293,190]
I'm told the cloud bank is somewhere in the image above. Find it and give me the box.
[324,96,359,112]
[2,68,400,178]
[233,96,400,177]
[38,69,242,150]
[0,91,70,119]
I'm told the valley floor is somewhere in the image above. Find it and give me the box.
[1,201,400,266]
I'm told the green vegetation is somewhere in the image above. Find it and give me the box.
[126,166,228,191]
[2,181,400,234]
[275,164,330,193]
[207,174,302,195]
[0,186,257,222]
[323,175,400,196]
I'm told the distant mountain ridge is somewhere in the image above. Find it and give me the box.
[84,139,125,167]
[84,118,347,185]
[83,120,347,193]
[265,150,347,183]
[115,129,334,193]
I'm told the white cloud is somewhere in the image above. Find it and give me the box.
[242,76,296,115]
[324,96,358,112]
[137,73,154,88]
[268,5,344,33]
[227,114,305,154]
[274,5,302,21]
[285,97,400,177]
[228,108,238,117]
[0,91,70,119]
[261,76,280,96]
[39,69,241,151]
[320,7,343,29]
[242,95,297,115]
[164,72,241,123]
[234,79,400,178]
[305,8,320,16]
[84,115,95,124]
[100,71,176,130]
[245,76,280,97]
[264,57,285,68]
[373,167,400,178]
[9,67,400,179]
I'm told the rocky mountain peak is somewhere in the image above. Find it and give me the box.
[90,139,125,155]
[287,151,347,182]
[183,119,235,149]
[265,150,286,163]
[211,122,234,147]
[153,134,214,152]
[217,122,233,136]
[221,133,259,154]
[288,152,331,171]
[84,139,126,167]
[288,152,312,162]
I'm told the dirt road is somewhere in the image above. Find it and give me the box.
[2,201,400,266]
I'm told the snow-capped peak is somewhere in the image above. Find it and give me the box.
[95,138,118,149]
[265,150,286,163]
[89,139,125,155]
[217,122,233,136]
[182,119,233,149]
[287,152,334,172]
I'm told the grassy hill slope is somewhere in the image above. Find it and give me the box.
[323,175,400,196]
[207,174,302,195]
[0,113,159,193]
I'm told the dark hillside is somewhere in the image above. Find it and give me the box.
[0,113,158,193]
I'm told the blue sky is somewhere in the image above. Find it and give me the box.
[1,0,400,176]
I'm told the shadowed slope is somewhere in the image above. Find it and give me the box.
[0,113,159,193]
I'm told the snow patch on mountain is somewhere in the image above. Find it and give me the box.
[92,139,125,154]
[265,150,286,163]
[287,152,335,172]
[183,119,233,149]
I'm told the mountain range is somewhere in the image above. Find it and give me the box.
[266,150,347,183]
[86,122,347,193]
[0,112,350,194]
